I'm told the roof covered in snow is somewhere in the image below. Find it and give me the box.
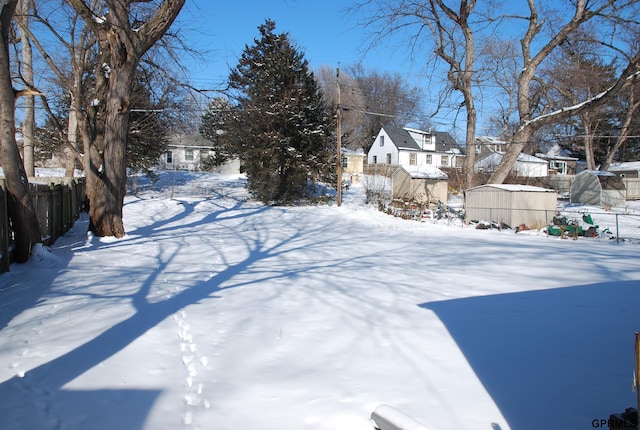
[607,161,640,172]
[394,166,449,180]
[468,184,555,192]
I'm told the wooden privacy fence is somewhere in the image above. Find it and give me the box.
[0,177,86,272]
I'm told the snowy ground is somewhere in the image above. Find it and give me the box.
[0,171,639,430]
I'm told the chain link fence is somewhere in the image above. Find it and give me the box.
[462,205,640,243]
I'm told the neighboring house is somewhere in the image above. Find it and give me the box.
[392,166,449,204]
[475,149,548,177]
[160,133,240,174]
[535,144,579,175]
[475,136,508,158]
[367,125,463,171]
[606,161,640,179]
[341,147,365,183]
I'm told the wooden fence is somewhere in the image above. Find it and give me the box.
[0,177,86,272]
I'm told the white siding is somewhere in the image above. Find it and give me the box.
[368,129,398,165]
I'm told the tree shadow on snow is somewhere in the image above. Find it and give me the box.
[0,193,363,429]
[420,280,639,430]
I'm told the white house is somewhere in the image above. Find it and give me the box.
[475,149,548,177]
[160,133,240,174]
[535,144,579,175]
[367,125,463,171]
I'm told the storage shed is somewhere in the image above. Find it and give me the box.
[392,167,449,204]
[464,184,558,229]
[570,170,626,207]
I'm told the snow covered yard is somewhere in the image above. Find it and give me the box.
[0,171,639,430]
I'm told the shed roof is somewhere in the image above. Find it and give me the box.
[393,166,448,180]
[468,184,555,192]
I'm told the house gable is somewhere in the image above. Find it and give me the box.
[367,125,462,170]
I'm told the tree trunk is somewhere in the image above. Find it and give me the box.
[17,0,34,177]
[462,98,477,189]
[601,85,640,172]
[64,0,185,237]
[0,1,41,263]
[87,66,133,238]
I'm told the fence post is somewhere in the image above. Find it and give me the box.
[0,180,9,272]
[616,214,620,244]
[635,332,640,430]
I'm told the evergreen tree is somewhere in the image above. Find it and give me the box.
[210,20,334,204]
[200,97,235,169]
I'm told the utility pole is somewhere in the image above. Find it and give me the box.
[336,67,342,207]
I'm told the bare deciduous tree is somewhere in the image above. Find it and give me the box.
[15,0,35,176]
[64,0,185,237]
[489,0,640,183]
[353,0,482,188]
[355,0,640,185]
[0,0,41,263]
[318,64,423,153]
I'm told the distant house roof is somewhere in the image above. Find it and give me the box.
[384,125,421,150]
[607,161,640,172]
[168,133,215,148]
[433,131,462,154]
[342,147,365,156]
[476,136,507,146]
[535,144,578,161]
[477,151,547,164]
[383,125,462,153]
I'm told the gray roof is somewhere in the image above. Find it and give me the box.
[383,125,462,154]
[383,125,421,150]
[433,131,462,153]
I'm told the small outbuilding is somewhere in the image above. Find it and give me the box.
[341,147,365,183]
[570,170,626,207]
[392,167,449,204]
[464,184,558,229]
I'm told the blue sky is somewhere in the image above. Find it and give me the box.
[175,1,457,129]
[179,0,413,88]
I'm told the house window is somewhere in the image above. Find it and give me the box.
[426,154,432,164]
[165,151,173,163]
[341,155,348,168]
[386,153,392,164]
[201,149,209,159]
[550,160,567,174]
[373,155,378,164]
[409,153,417,165]
[380,136,385,146]
[441,155,449,166]
[185,149,194,161]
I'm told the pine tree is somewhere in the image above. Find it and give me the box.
[212,19,334,204]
